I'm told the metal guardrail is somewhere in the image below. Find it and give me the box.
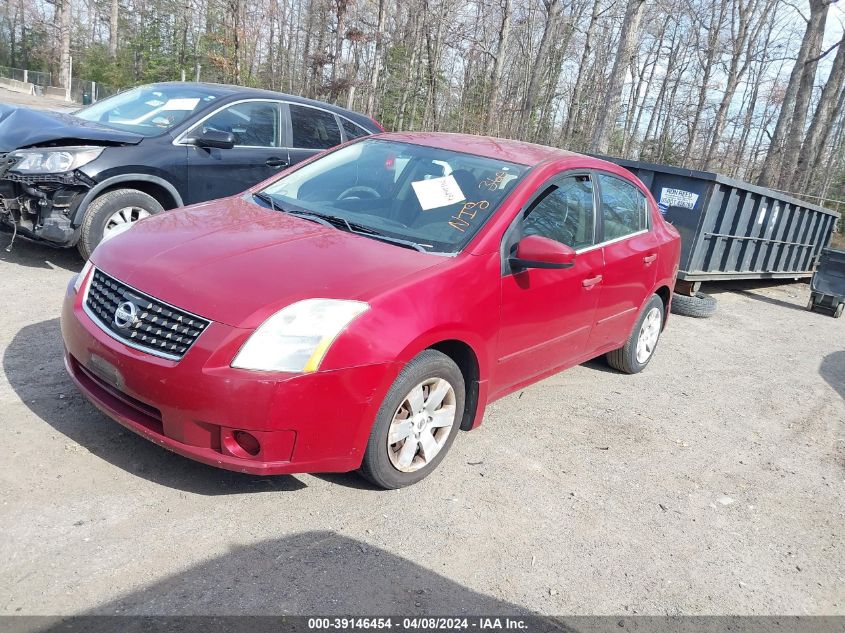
[0,65,121,104]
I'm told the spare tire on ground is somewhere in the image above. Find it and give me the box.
[671,291,717,318]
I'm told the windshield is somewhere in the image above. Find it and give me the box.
[75,85,220,136]
[259,139,527,254]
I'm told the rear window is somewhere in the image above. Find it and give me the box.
[290,105,342,149]
[341,118,370,141]
[597,174,649,241]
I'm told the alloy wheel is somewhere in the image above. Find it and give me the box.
[104,206,151,237]
[386,377,457,473]
[636,306,662,364]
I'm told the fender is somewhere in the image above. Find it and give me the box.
[70,174,184,226]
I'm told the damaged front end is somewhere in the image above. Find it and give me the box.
[0,149,100,249]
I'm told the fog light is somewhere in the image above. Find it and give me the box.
[233,430,260,456]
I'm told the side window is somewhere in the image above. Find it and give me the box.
[340,117,370,141]
[597,174,649,241]
[201,101,279,147]
[290,104,342,149]
[522,175,595,249]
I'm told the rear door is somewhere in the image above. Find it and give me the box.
[587,172,660,351]
[495,174,604,392]
[185,100,289,203]
[285,103,345,166]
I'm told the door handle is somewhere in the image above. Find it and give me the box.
[643,254,657,264]
[582,274,603,288]
[265,157,289,168]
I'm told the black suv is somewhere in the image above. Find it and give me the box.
[0,82,381,258]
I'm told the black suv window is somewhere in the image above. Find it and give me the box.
[597,174,649,241]
[202,101,280,147]
[523,175,595,249]
[290,105,342,149]
[341,117,369,141]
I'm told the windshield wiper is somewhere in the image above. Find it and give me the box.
[346,224,430,253]
[253,191,283,212]
[292,209,429,253]
[254,193,428,253]
[254,193,334,230]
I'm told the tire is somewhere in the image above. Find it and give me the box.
[360,350,465,489]
[835,303,844,319]
[76,189,164,260]
[807,297,815,311]
[606,294,664,375]
[670,291,717,318]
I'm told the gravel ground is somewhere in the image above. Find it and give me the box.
[0,237,843,617]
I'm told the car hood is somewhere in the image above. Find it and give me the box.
[91,196,449,328]
[0,104,144,152]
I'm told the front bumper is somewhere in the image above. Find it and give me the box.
[0,173,89,246]
[61,277,400,475]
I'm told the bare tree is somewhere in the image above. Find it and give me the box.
[590,0,647,154]
[792,33,845,190]
[757,0,832,186]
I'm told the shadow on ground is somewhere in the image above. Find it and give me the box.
[0,232,83,272]
[695,279,809,314]
[3,318,314,494]
[730,289,809,313]
[47,532,538,621]
[702,279,805,296]
[820,350,845,403]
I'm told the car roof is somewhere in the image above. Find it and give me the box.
[144,82,380,131]
[372,132,594,167]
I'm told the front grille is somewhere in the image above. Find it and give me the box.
[85,269,210,360]
[4,171,78,185]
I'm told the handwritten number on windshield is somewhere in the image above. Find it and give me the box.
[449,200,490,232]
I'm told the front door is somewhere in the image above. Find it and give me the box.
[186,100,289,204]
[495,174,604,392]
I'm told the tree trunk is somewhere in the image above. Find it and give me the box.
[776,0,831,188]
[560,0,600,146]
[703,0,767,170]
[366,0,388,116]
[757,0,830,187]
[791,34,845,191]
[484,0,512,134]
[521,0,562,138]
[58,0,71,88]
[590,0,647,154]
[109,0,119,58]
[682,0,726,166]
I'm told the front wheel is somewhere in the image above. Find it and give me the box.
[606,294,665,374]
[360,350,465,489]
[77,188,164,259]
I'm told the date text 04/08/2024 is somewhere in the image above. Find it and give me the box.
[306,618,529,630]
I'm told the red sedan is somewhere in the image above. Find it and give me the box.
[61,133,681,488]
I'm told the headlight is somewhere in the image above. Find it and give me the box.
[231,299,369,373]
[10,146,104,174]
[73,261,93,293]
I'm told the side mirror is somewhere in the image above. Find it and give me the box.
[509,235,576,271]
[189,129,235,150]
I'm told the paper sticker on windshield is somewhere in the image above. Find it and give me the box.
[659,187,698,210]
[412,175,465,211]
[162,98,200,111]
